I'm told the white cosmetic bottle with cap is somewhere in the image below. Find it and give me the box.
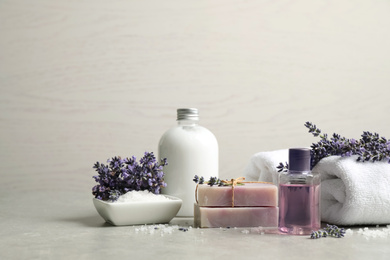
[158,108,219,217]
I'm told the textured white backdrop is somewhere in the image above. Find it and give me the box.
[1,0,390,196]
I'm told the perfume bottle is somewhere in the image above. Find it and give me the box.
[278,148,321,235]
[158,108,219,217]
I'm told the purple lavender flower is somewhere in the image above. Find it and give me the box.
[108,190,122,201]
[208,176,218,186]
[193,175,199,183]
[277,162,289,173]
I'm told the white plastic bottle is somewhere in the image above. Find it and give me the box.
[158,108,219,217]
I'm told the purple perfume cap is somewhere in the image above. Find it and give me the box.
[289,148,311,172]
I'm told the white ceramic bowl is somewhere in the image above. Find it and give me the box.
[93,195,182,226]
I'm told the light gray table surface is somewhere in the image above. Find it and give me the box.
[1,187,389,260]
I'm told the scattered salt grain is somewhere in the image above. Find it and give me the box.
[134,224,183,235]
[356,226,390,239]
[115,190,171,203]
[241,229,250,234]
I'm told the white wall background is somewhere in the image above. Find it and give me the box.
[1,0,390,195]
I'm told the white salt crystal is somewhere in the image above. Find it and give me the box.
[115,190,171,203]
[345,229,353,237]
[241,229,250,234]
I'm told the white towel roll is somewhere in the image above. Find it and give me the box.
[315,155,390,225]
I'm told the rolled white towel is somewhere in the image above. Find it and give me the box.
[244,150,390,225]
[315,155,390,225]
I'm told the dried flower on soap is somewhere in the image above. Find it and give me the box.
[277,122,390,171]
[92,152,168,201]
[193,175,245,187]
[193,175,225,186]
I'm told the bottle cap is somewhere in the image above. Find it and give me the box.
[289,148,311,172]
[177,108,199,121]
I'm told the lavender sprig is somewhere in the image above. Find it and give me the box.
[310,224,345,239]
[92,152,168,201]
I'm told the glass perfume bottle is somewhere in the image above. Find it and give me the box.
[158,108,219,217]
[278,148,321,235]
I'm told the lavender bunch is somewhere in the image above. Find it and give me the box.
[92,152,167,201]
[278,122,390,171]
[307,122,390,167]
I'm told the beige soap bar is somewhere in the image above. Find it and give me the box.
[194,204,279,228]
[196,183,278,207]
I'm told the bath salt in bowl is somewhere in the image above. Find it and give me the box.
[116,190,173,203]
[93,191,182,226]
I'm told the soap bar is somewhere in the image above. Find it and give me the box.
[196,183,278,207]
[194,204,279,228]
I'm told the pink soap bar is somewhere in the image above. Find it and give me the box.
[194,204,279,228]
[196,183,278,207]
